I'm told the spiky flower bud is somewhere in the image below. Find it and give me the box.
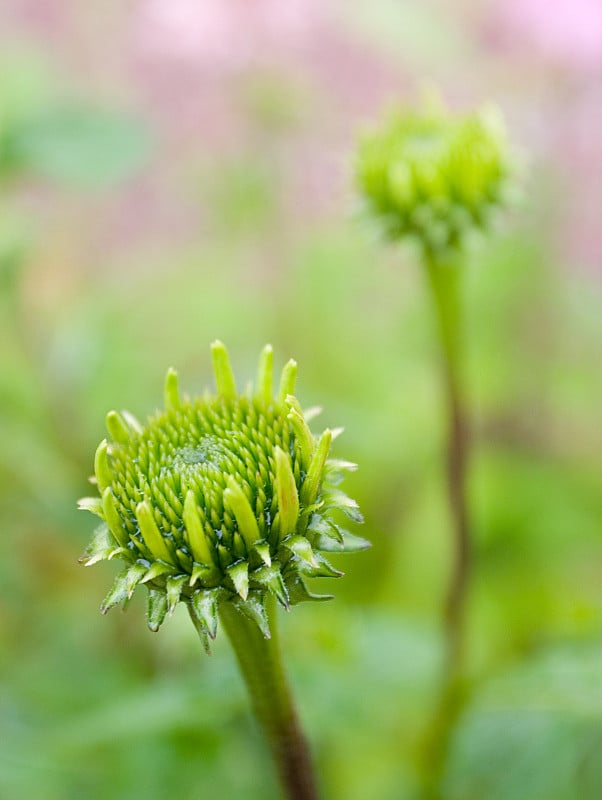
[355,97,514,255]
[79,342,368,650]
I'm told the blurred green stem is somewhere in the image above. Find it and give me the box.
[424,253,471,674]
[220,595,319,800]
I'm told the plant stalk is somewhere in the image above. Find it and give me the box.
[220,595,319,800]
[424,253,471,674]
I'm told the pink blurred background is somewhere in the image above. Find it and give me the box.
[1,0,600,274]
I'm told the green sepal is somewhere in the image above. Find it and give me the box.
[227,561,249,600]
[231,591,271,639]
[140,560,175,584]
[189,563,220,588]
[284,573,334,606]
[313,529,372,553]
[166,574,187,615]
[323,458,357,487]
[299,553,344,579]
[79,523,122,566]
[307,513,344,545]
[186,602,211,654]
[282,535,318,568]
[77,497,104,519]
[323,490,364,523]
[191,588,221,640]
[101,562,147,614]
[147,589,168,632]
[251,565,290,609]
[250,540,272,568]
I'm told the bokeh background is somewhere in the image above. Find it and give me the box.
[1,2,602,799]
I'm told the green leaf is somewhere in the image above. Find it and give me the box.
[445,646,602,800]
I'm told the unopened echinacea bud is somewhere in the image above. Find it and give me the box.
[355,95,515,255]
[79,342,369,651]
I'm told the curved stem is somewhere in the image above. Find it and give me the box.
[414,254,472,800]
[220,595,319,800]
[424,253,471,674]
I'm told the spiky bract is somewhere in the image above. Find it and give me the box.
[79,342,367,650]
[355,98,513,255]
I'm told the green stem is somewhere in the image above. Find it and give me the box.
[414,253,472,800]
[424,253,471,674]
[220,595,319,800]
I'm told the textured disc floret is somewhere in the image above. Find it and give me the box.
[79,342,368,649]
[355,98,514,254]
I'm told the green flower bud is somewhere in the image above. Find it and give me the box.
[79,342,369,650]
[355,96,514,255]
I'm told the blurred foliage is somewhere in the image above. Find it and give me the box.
[1,11,602,800]
[445,646,602,800]
[4,105,151,188]
[0,51,150,187]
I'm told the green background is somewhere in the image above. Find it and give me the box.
[1,3,601,798]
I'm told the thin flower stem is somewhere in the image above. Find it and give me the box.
[424,253,471,674]
[414,254,473,800]
[220,595,320,800]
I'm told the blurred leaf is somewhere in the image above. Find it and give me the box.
[9,106,152,188]
[0,51,57,180]
[445,646,602,800]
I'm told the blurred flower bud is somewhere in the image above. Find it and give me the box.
[355,96,515,255]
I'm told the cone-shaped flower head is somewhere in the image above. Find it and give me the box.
[355,96,514,255]
[79,342,368,649]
